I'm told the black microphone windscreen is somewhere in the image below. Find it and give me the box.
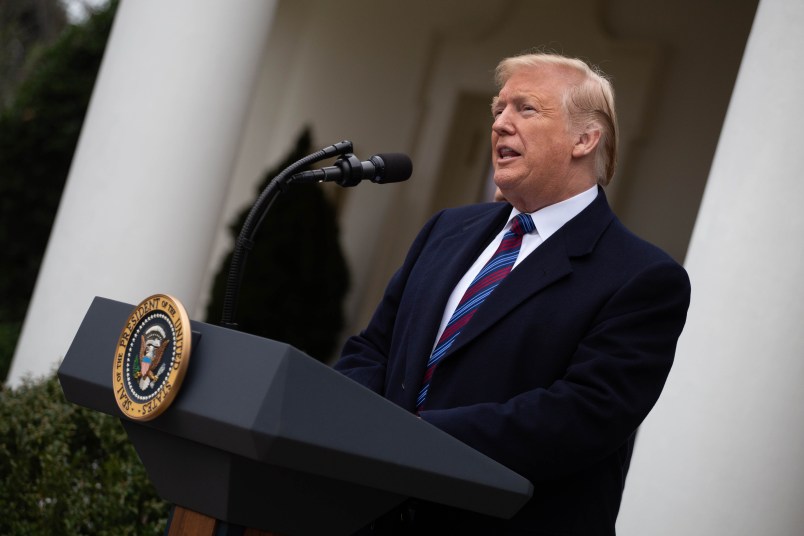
[373,153,412,183]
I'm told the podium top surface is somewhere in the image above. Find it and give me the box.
[59,297,532,519]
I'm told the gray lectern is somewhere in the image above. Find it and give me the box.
[59,297,532,535]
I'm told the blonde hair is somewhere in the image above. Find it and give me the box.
[495,52,618,186]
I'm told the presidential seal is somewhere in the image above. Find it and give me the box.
[113,294,192,421]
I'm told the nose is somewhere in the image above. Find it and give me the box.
[492,107,514,135]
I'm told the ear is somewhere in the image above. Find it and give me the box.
[571,125,601,158]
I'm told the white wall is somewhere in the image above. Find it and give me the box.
[8,0,277,384]
[618,1,804,533]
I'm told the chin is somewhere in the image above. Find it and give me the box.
[492,175,513,191]
[493,177,519,197]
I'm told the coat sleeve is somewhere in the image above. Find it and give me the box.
[334,210,445,395]
[419,259,691,482]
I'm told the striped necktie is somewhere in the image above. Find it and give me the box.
[417,213,536,412]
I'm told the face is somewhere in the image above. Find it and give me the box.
[491,65,594,212]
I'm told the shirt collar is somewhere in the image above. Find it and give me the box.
[508,185,598,240]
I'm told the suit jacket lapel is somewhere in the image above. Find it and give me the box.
[400,204,510,407]
[445,188,615,358]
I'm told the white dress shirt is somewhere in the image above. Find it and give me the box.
[431,185,598,349]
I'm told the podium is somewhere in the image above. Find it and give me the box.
[59,297,532,535]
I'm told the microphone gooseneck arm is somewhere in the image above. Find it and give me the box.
[219,140,354,328]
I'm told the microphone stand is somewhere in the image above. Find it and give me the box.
[219,140,354,328]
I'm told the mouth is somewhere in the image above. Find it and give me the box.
[497,146,521,160]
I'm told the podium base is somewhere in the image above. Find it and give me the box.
[167,506,281,536]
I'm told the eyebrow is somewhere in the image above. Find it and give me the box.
[491,92,543,111]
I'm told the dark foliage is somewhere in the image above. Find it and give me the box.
[206,129,350,362]
[0,0,69,108]
[0,375,167,535]
[0,2,117,381]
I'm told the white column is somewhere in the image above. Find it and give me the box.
[618,1,804,534]
[7,0,277,385]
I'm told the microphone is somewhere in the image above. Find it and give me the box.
[290,153,412,187]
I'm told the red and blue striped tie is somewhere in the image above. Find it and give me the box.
[417,213,535,412]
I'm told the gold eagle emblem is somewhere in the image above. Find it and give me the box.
[136,324,169,390]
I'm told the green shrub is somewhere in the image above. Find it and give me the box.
[0,2,117,382]
[205,128,350,363]
[0,321,21,383]
[0,374,168,535]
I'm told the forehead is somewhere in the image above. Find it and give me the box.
[495,64,579,101]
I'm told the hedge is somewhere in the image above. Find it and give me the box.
[0,374,167,535]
